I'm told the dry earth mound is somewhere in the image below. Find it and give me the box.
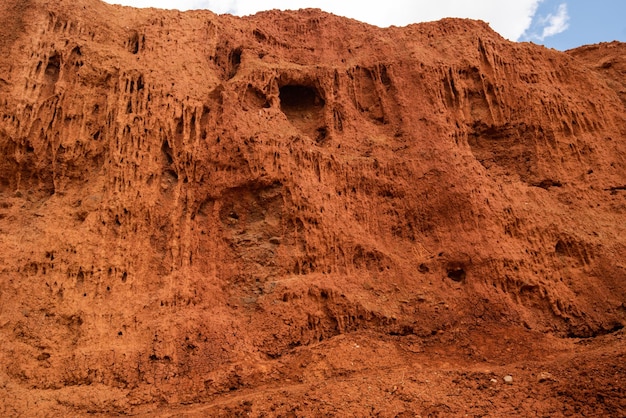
[1,0,625,415]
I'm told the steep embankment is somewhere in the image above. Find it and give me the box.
[0,0,625,415]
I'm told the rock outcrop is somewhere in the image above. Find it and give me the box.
[1,0,625,415]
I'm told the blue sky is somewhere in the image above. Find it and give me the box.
[103,0,626,50]
[522,0,626,49]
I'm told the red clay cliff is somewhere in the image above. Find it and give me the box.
[0,0,625,415]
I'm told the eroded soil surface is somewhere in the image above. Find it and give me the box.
[1,0,625,416]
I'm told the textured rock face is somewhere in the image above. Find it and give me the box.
[1,0,625,415]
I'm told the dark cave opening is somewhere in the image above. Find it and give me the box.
[279,84,324,113]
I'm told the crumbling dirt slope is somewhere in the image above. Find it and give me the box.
[0,0,625,416]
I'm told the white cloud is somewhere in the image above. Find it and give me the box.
[521,2,570,42]
[540,3,569,39]
[103,0,544,41]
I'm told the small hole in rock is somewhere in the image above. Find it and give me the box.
[280,84,324,113]
[447,267,466,282]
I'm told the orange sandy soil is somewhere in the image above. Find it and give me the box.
[1,0,625,416]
